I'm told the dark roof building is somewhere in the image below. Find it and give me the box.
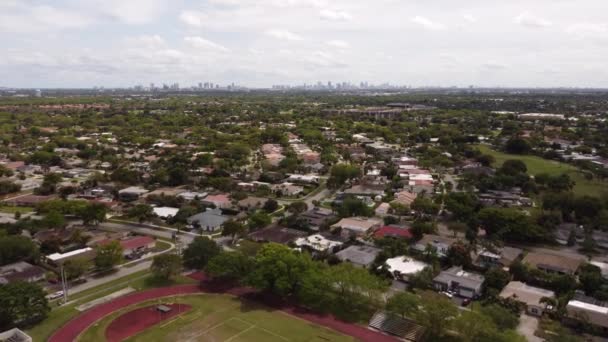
[248,225,307,244]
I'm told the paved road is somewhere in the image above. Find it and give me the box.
[65,261,152,298]
[278,186,333,209]
[101,221,197,245]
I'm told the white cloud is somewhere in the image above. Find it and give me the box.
[320,9,352,21]
[514,11,552,28]
[184,36,230,52]
[97,0,167,25]
[462,13,476,23]
[179,10,206,28]
[566,23,608,36]
[265,29,303,41]
[326,40,350,49]
[125,35,166,49]
[0,4,93,33]
[410,16,446,30]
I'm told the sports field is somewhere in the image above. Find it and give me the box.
[79,294,356,342]
[477,145,607,197]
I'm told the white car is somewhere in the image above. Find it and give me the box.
[440,291,453,298]
[47,291,64,300]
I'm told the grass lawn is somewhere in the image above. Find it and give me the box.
[477,145,608,197]
[26,271,196,342]
[0,205,35,214]
[79,294,355,342]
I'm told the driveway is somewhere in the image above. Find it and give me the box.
[517,314,544,342]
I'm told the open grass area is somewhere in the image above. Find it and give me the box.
[26,271,196,342]
[79,294,355,342]
[477,145,608,197]
[0,205,34,214]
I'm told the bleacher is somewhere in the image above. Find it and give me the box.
[368,311,426,342]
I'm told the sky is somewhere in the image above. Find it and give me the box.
[2,0,608,88]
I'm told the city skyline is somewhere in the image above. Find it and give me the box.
[2,0,608,88]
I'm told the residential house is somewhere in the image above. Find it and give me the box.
[335,245,382,268]
[385,256,429,281]
[272,182,304,197]
[187,208,232,232]
[4,194,56,207]
[202,194,232,209]
[392,191,417,207]
[522,251,584,276]
[331,217,382,238]
[412,234,457,258]
[248,225,307,245]
[474,246,523,269]
[499,281,555,316]
[374,225,413,240]
[118,186,149,201]
[0,261,46,284]
[177,191,208,201]
[566,293,608,331]
[237,197,268,211]
[299,207,336,231]
[0,329,32,342]
[294,234,344,253]
[375,202,390,217]
[433,266,485,299]
[153,207,179,219]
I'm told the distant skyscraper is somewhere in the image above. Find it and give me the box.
[198,82,203,89]
[34,89,42,97]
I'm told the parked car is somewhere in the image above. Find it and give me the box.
[47,291,63,300]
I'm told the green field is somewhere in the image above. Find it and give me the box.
[79,294,354,342]
[26,271,195,342]
[477,145,608,197]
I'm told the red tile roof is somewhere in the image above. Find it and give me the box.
[374,226,413,239]
[121,236,156,250]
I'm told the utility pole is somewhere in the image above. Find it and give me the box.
[60,264,68,304]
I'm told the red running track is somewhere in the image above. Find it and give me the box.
[106,303,191,342]
[48,285,200,342]
[49,276,397,342]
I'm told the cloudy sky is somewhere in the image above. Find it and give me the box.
[2,0,608,88]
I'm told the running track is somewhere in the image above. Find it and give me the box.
[48,281,397,342]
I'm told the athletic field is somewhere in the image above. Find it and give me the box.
[79,294,356,342]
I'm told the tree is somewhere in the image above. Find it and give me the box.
[0,235,39,266]
[505,138,531,154]
[411,196,439,217]
[414,293,458,339]
[453,310,498,342]
[128,204,154,223]
[205,251,253,282]
[484,267,511,294]
[247,243,314,297]
[79,202,108,226]
[500,159,527,175]
[328,262,388,320]
[63,257,90,280]
[479,304,520,330]
[151,254,182,280]
[335,196,373,217]
[42,211,66,229]
[288,201,308,214]
[386,292,420,318]
[182,237,220,269]
[263,199,279,213]
[327,164,361,188]
[94,241,123,271]
[0,281,50,330]
[446,241,472,267]
[248,211,271,230]
[221,220,247,244]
